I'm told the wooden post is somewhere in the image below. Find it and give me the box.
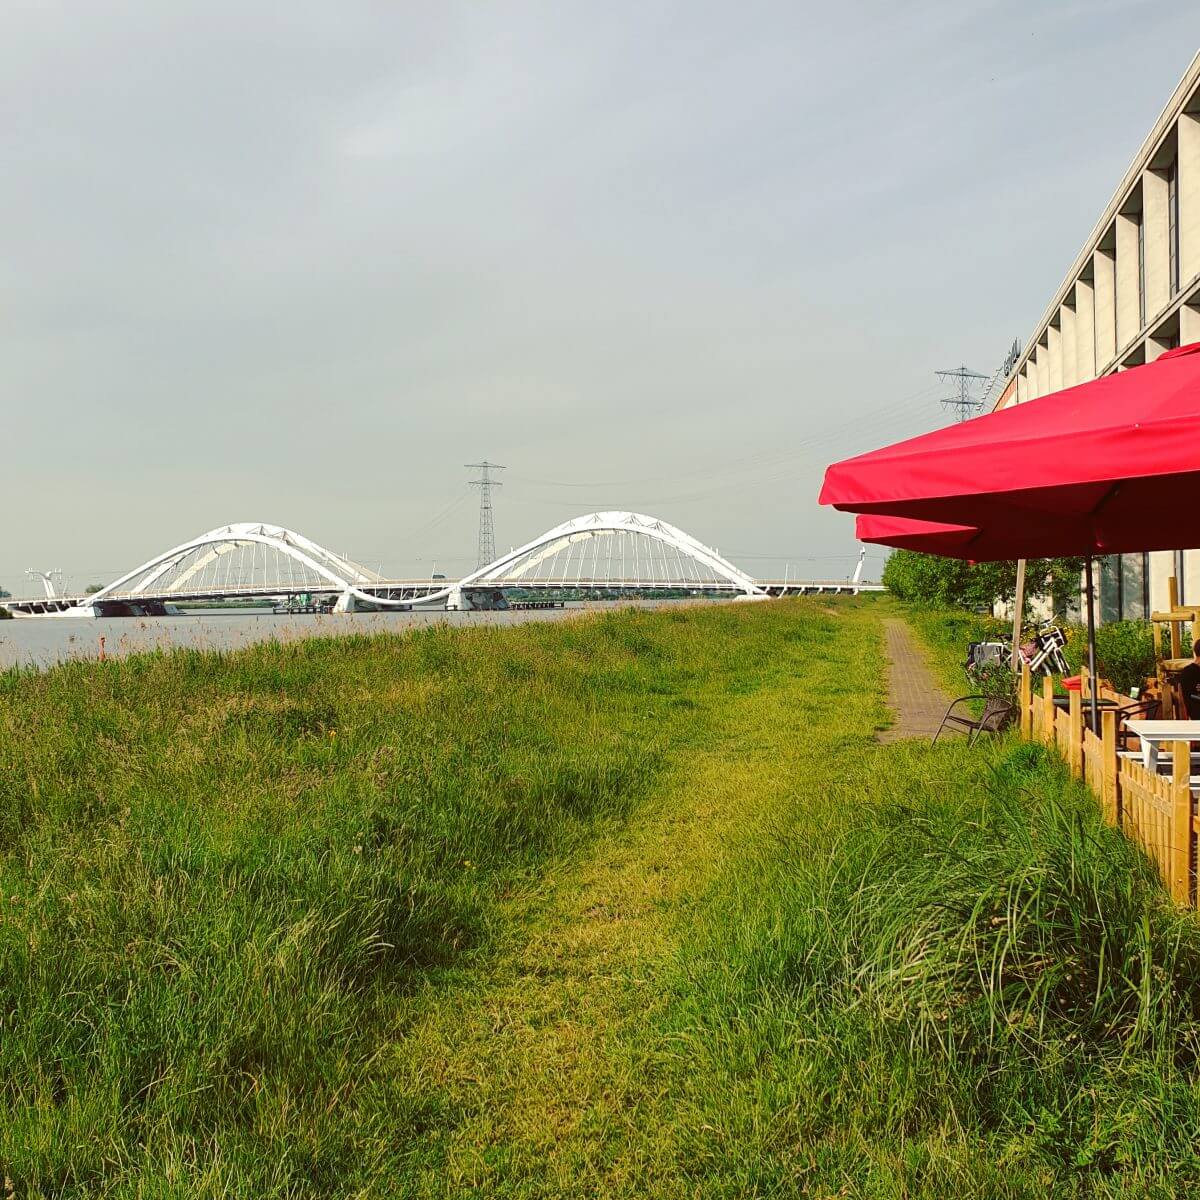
[1171,740,1193,905]
[1011,558,1027,672]
[1068,687,1082,777]
[1101,708,1118,826]
[1161,664,1175,718]
[1169,576,1182,660]
[1019,662,1032,738]
[1041,675,1055,746]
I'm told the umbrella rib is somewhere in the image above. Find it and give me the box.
[1091,481,1122,515]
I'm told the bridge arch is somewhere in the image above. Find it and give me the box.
[436,511,765,602]
[18,512,763,616]
[87,522,383,604]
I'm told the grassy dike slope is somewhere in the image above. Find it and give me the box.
[0,601,869,1194]
[4,599,1200,1197]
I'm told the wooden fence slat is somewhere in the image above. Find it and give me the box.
[1055,710,1070,760]
[1084,727,1103,798]
[1041,676,1056,747]
[1172,741,1192,905]
[1068,688,1082,778]
[1101,709,1118,826]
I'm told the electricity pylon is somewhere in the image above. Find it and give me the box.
[466,461,505,568]
[937,365,989,421]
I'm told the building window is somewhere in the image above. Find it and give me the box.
[1100,556,1121,623]
[1121,552,1149,620]
[1169,161,1180,296]
[1137,213,1147,329]
[1100,553,1151,622]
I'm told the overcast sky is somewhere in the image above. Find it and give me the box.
[4,2,1199,590]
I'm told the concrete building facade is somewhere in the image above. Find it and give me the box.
[999,50,1200,622]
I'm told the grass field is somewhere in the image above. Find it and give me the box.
[3,599,1200,1197]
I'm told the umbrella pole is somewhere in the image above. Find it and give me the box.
[1085,556,1099,733]
[1011,558,1026,672]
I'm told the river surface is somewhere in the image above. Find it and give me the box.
[0,603,670,671]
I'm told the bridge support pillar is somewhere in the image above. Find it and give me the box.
[445,586,472,611]
[333,590,357,614]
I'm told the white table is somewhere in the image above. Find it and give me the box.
[1124,720,1200,772]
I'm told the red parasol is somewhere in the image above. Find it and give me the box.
[822,342,1200,558]
[854,514,980,554]
[827,344,1200,729]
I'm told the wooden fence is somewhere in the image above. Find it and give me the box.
[1018,666,1196,905]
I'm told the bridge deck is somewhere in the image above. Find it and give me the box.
[4,578,882,614]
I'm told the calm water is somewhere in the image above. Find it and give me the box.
[0,603,652,671]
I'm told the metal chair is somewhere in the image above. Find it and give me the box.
[1115,697,1161,751]
[932,695,1018,746]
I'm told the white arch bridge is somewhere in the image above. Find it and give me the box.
[5,512,878,617]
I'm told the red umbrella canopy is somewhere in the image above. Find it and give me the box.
[854,512,1094,561]
[822,342,1200,560]
[855,514,979,554]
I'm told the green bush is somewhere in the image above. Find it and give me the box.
[912,605,1163,697]
[882,550,999,610]
[882,550,1083,614]
[1064,620,1158,694]
[901,606,1004,657]
[971,657,1017,701]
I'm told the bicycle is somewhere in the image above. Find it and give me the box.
[966,619,1069,679]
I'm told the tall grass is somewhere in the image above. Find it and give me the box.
[6,599,1200,1195]
[662,677,1200,1193]
[0,604,794,1195]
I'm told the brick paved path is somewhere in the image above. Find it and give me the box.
[879,618,955,742]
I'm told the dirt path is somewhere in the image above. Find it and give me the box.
[879,617,954,742]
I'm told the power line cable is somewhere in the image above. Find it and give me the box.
[505,382,944,491]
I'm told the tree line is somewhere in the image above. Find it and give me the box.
[881,550,1084,616]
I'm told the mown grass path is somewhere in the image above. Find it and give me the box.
[393,604,1200,1198]
[393,600,885,1196]
[399,708,760,1195]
